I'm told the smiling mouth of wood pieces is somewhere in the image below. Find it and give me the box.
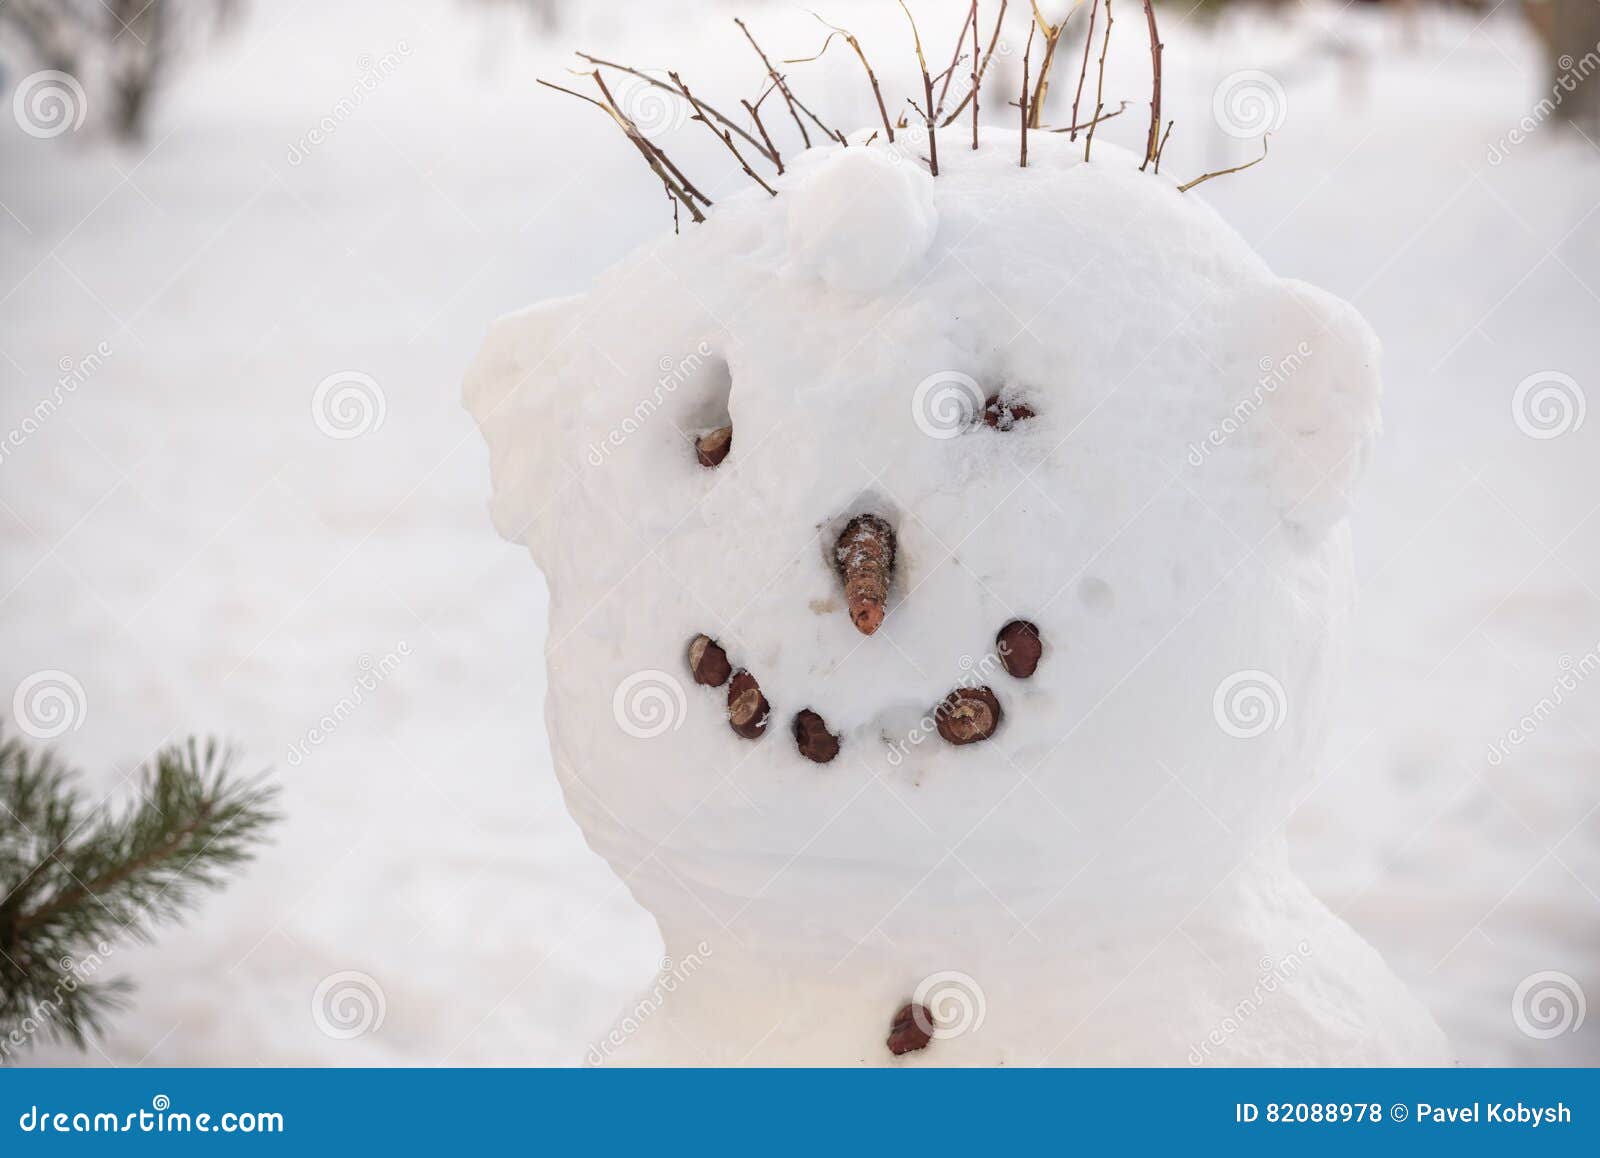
[683,514,1044,764]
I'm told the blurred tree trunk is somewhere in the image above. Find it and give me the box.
[0,0,84,76]
[109,0,167,142]
[1533,0,1600,129]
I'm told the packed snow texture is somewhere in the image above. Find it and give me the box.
[465,128,1447,1064]
[785,144,940,294]
[3,0,1595,1066]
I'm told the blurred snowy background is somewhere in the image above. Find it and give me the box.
[0,0,1596,1066]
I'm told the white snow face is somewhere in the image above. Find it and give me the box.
[464,133,1393,1007]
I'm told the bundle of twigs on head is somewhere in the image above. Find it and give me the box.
[536,2,1269,232]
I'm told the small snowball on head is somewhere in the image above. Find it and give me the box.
[785,146,939,295]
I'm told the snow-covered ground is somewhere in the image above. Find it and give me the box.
[0,0,1595,1065]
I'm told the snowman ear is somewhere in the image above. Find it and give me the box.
[1245,279,1383,541]
[461,293,588,547]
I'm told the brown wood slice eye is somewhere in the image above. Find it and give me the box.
[726,670,770,739]
[983,395,1035,431]
[887,1002,934,1055]
[792,709,840,764]
[996,620,1043,679]
[934,686,1002,746]
[695,425,732,468]
[687,634,732,687]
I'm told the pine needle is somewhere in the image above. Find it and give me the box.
[0,732,279,1056]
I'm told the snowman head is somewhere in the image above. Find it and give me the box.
[464,133,1380,954]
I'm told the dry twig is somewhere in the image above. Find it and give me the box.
[1178,134,1269,193]
[1020,18,1036,167]
[899,0,939,176]
[941,0,1007,127]
[576,52,776,166]
[734,17,811,149]
[1084,0,1112,162]
[1046,98,1129,133]
[971,1,981,149]
[1154,118,1173,174]
[1139,0,1163,170]
[592,72,712,207]
[1070,0,1098,141]
[538,76,707,225]
[793,14,896,143]
[672,71,778,197]
[742,92,784,173]
[933,0,978,119]
[1027,1,1068,130]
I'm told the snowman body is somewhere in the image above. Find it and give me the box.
[464,132,1451,1065]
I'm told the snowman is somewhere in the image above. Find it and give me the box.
[464,126,1452,1065]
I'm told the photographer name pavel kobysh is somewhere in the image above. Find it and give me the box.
[1414,1102,1572,1129]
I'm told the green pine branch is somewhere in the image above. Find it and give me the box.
[0,731,279,1057]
